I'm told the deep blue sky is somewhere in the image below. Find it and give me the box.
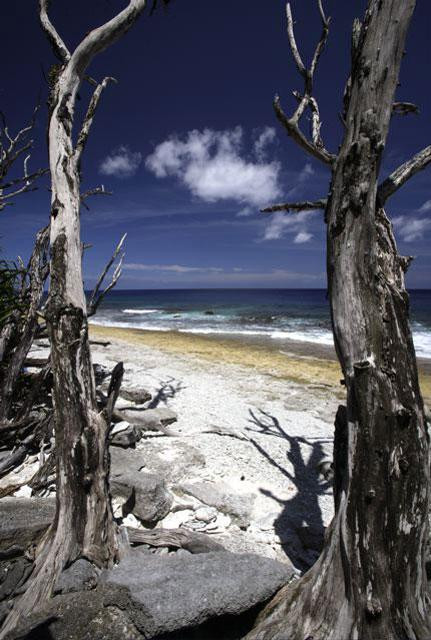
[1,0,430,289]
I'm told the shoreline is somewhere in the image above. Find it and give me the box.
[89,324,431,402]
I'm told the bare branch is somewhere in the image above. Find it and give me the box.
[286,3,306,78]
[274,95,334,165]
[74,77,116,165]
[87,233,127,317]
[80,185,113,210]
[68,1,147,81]
[378,145,431,205]
[261,199,327,214]
[0,167,48,192]
[310,4,330,78]
[39,0,71,63]
[276,1,334,166]
[0,109,47,211]
[308,96,324,148]
[392,102,419,116]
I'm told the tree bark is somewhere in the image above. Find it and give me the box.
[0,3,148,636]
[247,2,431,639]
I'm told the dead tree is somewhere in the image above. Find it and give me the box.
[0,110,48,423]
[0,109,47,212]
[0,2,150,636]
[248,2,431,639]
[0,226,49,422]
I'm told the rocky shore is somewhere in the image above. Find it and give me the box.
[1,326,430,638]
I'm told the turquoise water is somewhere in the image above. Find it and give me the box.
[90,289,431,359]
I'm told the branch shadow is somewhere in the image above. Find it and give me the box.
[147,377,186,409]
[247,408,333,571]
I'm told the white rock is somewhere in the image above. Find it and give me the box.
[195,506,217,523]
[14,485,32,498]
[159,510,194,529]
[111,421,131,435]
[122,513,142,529]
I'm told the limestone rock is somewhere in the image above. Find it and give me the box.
[101,550,294,638]
[110,458,173,526]
[178,481,255,528]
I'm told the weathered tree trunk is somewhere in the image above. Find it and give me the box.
[247,2,431,639]
[0,2,148,637]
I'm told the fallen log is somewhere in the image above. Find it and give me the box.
[125,526,225,554]
[23,358,48,368]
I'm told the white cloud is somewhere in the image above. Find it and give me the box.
[298,163,315,182]
[124,263,223,274]
[145,127,282,209]
[392,215,431,242]
[294,231,313,244]
[237,206,253,217]
[263,210,315,242]
[418,200,431,213]
[99,146,142,178]
[254,126,276,160]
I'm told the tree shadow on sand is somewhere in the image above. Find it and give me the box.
[247,408,333,571]
[147,377,186,409]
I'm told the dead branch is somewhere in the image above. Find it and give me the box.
[126,526,225,554]
[0,109,47,211]
[392,102,419,116]
[0,226,50,422]
[80,184,112,210]
[274,1,335,166]
[74,77,116,165]
[261,198,327,213]
[104,362,124,425]
[87,233,126,317]
[378,145,431,205]
[39,0,71,63]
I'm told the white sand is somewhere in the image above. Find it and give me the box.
[91,333,340,568]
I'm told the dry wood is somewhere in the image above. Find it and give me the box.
[378,144,431,205]
[87,234,126,317]
[126,526,225,554]
[261,199,327,214]
[392,101,419,116]
[0,226,49,422]
[0,2,149,636]
[273,2,335,166]
[0,108,48,212]
[104,362,124,425]
[247,2,431,639]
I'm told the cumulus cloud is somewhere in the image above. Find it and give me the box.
[294,231,313,244]
[418,200,431,213]
[298,163,314,182]
[254,126,276,160]
[263,211,315,242]
[99,146,142,178]
[145,127,282,209]
[392,215,431,242]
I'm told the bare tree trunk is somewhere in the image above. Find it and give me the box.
[247,2,431,639]
[0,2,148,636]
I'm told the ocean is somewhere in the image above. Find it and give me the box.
[90,289,431,360]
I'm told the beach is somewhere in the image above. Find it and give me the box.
[85,324,431,568]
